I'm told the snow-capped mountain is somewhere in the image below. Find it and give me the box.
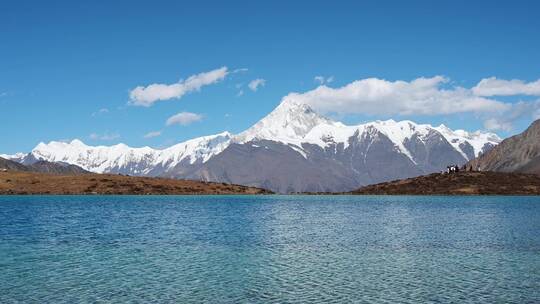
[237,99,498,162]
[4,99,501,193]
[9,132,232,176]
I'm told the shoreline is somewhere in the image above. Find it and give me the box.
[2,171,540,196]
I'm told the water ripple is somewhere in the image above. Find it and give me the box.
[0,195,539,303]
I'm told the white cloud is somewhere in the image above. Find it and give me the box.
[482,100,540,131]
[314,76,334,85]
[289,76,510,116]
[89,132,120,141]
[284,76,540,132]
[483,119,513,132]
[248,78,266,92]
[166,112,203,126]
[232,68,249,73]
[129,67,229,106]
[91,108,109,116]
[143,131,162,138]
[472,77,540,96]
[236,89,244,97]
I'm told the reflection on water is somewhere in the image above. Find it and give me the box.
[0,195,539,303]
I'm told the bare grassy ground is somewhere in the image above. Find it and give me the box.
[351,171,540,195]
[0,171,272,195]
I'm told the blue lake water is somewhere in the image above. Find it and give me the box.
[0,195,539,303]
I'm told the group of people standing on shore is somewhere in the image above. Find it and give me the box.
[446,165,460,173]
[445,164,478,174]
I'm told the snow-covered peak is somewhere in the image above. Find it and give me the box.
[354,120,431,160]
[236,97,337,144]
[70,139,86,146]
[435,125,501,158]
[0,152,27,161]
[367,120,432,142]
[235,104,499,162]
[453,129,501,143]
[24,132,232,174]
[160,131,232,165]
[359,119,500,159]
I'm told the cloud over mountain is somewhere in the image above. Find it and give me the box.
[283,76,540,132]
[288,76,510,116]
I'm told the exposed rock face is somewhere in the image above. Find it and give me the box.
[468,119,540,174]
[2,100,501,193]
[182,140,362,193]
[403,129,467,173]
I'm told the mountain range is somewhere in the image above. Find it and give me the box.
[2,99,501,193]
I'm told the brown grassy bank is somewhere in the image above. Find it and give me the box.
[0,171,272,195]
[351,172,540,195]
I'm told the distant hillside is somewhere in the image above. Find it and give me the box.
[0,171,272,195]
[0,157,28,171]
[0,157,88,175]
[27,160,89,175]
[468,119,540,174]
[351,172,540,195]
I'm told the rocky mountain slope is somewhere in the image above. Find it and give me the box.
[2,99,500,193]
[468,119,540,174]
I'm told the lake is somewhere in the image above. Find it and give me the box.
[0,195,539,303]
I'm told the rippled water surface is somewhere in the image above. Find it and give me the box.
[1,195,539,303]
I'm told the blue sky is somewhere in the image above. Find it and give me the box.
[1,0,540,153]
